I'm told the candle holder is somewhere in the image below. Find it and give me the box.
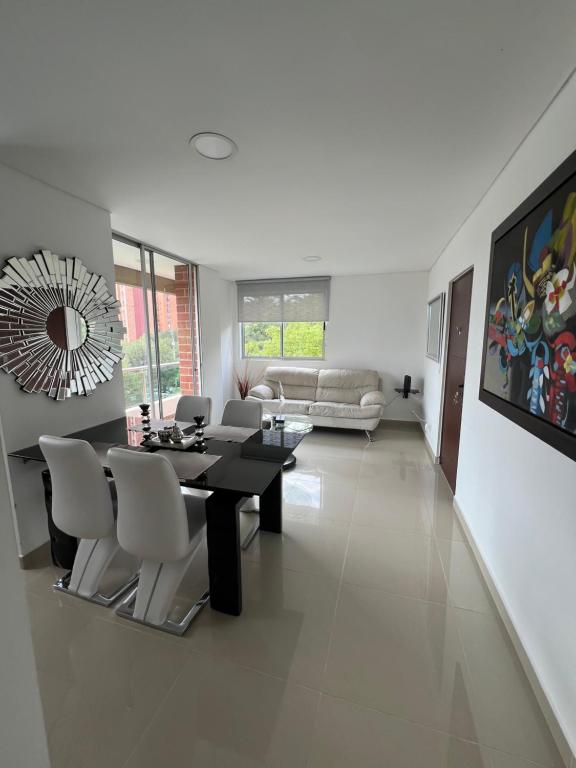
[193,415,205,438]
[139,403,152,439]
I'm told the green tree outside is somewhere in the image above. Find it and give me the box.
[121,330,181,407]
[243,322,323,358]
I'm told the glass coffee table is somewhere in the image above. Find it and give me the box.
[262,414,313,469]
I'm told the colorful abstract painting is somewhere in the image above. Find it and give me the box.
[481,157,576,459]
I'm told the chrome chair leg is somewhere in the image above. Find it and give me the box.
[53,570,139,607]
[114,531,209,636]
[53,535,139,607]
[115,585,210,636]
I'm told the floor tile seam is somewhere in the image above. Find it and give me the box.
[359,455,437,464]
[315,692,552,766]
[300,684,325,768]
[275,522,354,536]
[338,577,450,607]
[178,636,333,693]
[433,533,467,543]
[356,493,436,507]
[446,602,498,618]
[241,556,344,580]
[179,644,323,688]
[317,516,354,693]
[442,593,559,768]
[352,494,431,513]
[350,526,436,538]
[284,514,354,525]
[430,532,459,606]
[430,530,497,616]
[348,521,436,538]
[119,648,327,768]
[328,566,540,764]
[117,639,197,768]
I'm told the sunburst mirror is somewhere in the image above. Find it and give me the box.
[0,249,125,400]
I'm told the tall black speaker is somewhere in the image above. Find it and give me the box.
[402,375,412,398]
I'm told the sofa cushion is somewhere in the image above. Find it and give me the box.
[316,368,380,405]
[247,383,275,400]
[360,391,386,407]
[263,366,319,401]
[309,401,382,419]
[247,397,313,415]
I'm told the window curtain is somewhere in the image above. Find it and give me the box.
[237,277,330,323]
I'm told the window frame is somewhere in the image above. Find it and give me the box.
[240,320,326,361]
[112,231,202,417]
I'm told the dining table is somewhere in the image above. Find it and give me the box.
[9,415,311,616]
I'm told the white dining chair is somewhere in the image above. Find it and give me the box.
[39,435,138,606]
[107,447,209,635]
[174,395,212,425]
[221,399,263,429]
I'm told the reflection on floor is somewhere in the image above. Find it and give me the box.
[22,424,565,768]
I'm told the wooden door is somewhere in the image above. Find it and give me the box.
[440,269,473,492]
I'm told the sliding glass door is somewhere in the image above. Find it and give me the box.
[112,235,201,418]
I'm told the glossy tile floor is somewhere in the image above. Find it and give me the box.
[21,424,566,768]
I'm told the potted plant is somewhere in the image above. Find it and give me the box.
[234,362,261,400]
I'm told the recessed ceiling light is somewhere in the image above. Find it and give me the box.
[302,255,322,262]
[189,132,237,160]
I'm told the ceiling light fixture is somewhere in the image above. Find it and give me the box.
[189,132,237,160]
[302,255,322,262]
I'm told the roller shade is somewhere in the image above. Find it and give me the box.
[237,277,330,322]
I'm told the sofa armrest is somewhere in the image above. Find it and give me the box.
[247,383,274,400]
[360,390,386,408]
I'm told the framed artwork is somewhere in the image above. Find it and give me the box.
[479,148,576,461]
[426,293,445,362]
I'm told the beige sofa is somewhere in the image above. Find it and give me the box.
[247,367,386,436]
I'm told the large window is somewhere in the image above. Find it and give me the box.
[242,321,325,359]
[113,235,201,418]
[238,277,330,360]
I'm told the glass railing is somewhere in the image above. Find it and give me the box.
[122,361,181,411]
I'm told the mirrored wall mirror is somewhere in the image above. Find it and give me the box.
[0,249,125,400]
[426,292,445,362]
[46,306,88,350]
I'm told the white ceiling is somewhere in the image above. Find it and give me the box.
[1,1,575,280]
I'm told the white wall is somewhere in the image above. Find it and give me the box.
[198,265,235,422]
[0,416,51,766]
[234,272,428,421]
[0,164,126,556]
[424,75,576,755]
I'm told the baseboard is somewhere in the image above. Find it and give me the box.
[19,540,51,570]
[422,429,441,464]
[452,498,574,768]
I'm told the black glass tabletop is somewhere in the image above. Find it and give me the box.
[8,415,309,497]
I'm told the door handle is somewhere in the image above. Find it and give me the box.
[452,384,464,406]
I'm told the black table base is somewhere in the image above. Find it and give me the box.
[205,491,244,615]
[259,470,283,533]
